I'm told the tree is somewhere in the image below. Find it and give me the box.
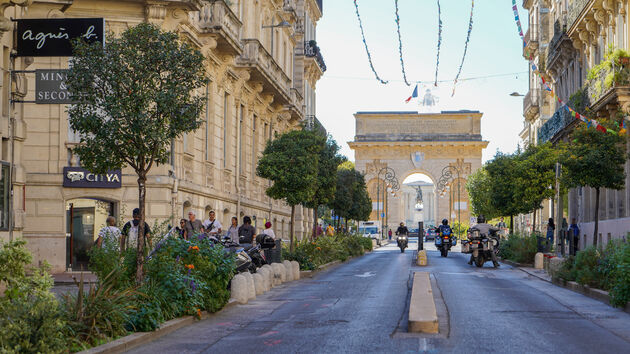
[303,134,345,239]
[516,143,562,233]
[466,167,499,220]
[331,166,371,230]
[67,24,206,283]
[484,152,523,234]
[561,124,626,245]
[257,130,323,251]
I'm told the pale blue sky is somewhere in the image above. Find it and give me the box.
[315,0,529,162]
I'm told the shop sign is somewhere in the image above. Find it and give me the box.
[16,18,104,57]
[36,70,73,104]
[63,167,121,189]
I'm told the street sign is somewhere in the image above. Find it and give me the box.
[36,70,73,104]
[16,18,104,57]
[381,213,385,218]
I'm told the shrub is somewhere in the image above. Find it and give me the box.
[499,233,537,264]
[0,240,66,353]
[62,271,137,349]
[283,234,370,270]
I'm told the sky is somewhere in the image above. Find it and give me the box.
[315,0,529,163]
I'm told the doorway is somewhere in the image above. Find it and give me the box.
[66,198,115,271]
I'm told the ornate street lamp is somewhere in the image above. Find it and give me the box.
[437,163,465,235]
[376,166,399,239]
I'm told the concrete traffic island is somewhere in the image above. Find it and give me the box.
[408,272,438,333]
[416,250,428,266]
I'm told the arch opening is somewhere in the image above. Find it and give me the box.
[401,173,436,229]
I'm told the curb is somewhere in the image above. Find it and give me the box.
[78,300,238,354]
[516,267,630,315]
[500,258,533,268]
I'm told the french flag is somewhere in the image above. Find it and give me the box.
[405,84,418,103]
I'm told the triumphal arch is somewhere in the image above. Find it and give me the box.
[348,110,488,229]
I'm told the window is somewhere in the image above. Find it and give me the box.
[205,83,212,161]
[223,93,228,168]
[252,115,257,178]
[0,163,9,230]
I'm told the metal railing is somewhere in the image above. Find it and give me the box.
[304,40,327,72]
[538,107,574,143]
[567,0,593,30]
[523,89,540,114]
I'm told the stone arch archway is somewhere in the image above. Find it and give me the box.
[349,111,488,231]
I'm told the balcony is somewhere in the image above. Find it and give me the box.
[190,0,242,55]
[304,40,326,73]
[523,89,540,121]
[523,28,538,59]
[236,39,292,105]
[538,107,576,144]
[286,87,304,121]
[546,20,574,77]
[304,115,327,135]
[585,59,630,116]
[567,0,594,33]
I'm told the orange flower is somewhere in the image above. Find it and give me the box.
[185,264,195,269]
[197,308,202,317]
[192,246,199,251]
[316,247,322,251]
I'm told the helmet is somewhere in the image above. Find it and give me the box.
[442,219,448,226]
[477,215,486,223]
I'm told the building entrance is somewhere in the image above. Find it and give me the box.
[66,198,115,271]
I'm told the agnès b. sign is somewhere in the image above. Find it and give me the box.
[16,18,104,57]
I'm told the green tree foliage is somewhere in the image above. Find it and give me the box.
[257,130,324,251]
[484,152,523,232]
[515,143,561,231]
[466,167,499,220]
[304,134,345,239]
[560,124,626,245]
[66,23,207,283]
[331,167,372,226]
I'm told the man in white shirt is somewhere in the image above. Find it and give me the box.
[97,216,122,249]
[203,210,222,235]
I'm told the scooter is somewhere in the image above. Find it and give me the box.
[396,235,408,253]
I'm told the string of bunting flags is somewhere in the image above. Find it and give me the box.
[451,0,475,96]
[512,0,627,136]
[434,0,443,86]
[395,0,411,86]
[353,0,388,84]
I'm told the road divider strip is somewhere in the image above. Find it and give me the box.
[408,272,438,333]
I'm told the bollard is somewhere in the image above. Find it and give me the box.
[416,250,428,266]
[534,252,544,269]
[418,221,424,251]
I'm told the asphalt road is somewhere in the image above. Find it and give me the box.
[127,239,630,354]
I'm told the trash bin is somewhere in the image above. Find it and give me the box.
[264,240,282,264]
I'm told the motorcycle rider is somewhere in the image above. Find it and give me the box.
[468,215,500,267]
[396,222,409,236]
[438,219,453,238]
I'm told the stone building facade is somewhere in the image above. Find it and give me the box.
[521,0,630,247]
[0,0,326,273]
[349,111,487,234]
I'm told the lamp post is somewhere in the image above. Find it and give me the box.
[437,163,465,236]
[262,20,291,56]
[375,166,399,240]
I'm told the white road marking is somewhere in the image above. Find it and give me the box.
[354,271,376,278]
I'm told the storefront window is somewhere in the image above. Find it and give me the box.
[0,164,9,230]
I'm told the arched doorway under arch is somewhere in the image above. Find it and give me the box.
[401,173,436,229]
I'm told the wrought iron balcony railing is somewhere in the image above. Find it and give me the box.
[567,0,593,30]
[538,107,574,143]
[304,40,327,72]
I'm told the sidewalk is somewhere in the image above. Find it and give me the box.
[50,272,97,299]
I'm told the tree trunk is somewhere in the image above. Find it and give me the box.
[532,209,537,234]
[136,174,147,284]
[290,204,295,252]
[510,215,514,235]
[593,187,600,247]
[312,206,318,240]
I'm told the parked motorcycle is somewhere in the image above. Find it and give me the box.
[210,234,253,273]
[397,235,408,253]
[462,228,500,268]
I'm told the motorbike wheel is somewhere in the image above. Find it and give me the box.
[443,248,448,257]
[248,263,257,273]
[400,246,405,253]
[475,256,485,268]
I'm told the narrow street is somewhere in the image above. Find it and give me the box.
[128,240,630,354]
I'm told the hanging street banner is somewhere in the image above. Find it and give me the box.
[16,18,104,57]
[63,167,122,189]
[35,69,73,104]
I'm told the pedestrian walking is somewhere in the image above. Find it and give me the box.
[96,216,122,249]
[121,208,152,252]
[388,229,392,241]
[203,210,222,235]
[569,218,580,256]
[238,216,256,245]
[546,218,555,251]
[226,216,239,243]
[186,211,203,237]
